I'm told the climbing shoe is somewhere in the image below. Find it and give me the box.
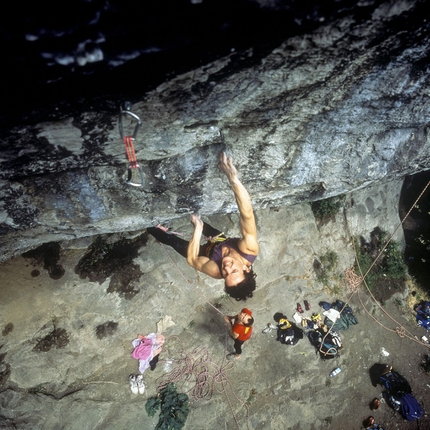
[262,323,277,334]
[371,398,380,410]
[129,374,138,394]
[136,374,145,394]
[297,303,304,313]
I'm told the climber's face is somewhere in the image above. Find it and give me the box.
[238,311,252,325]
[221,255,249,287]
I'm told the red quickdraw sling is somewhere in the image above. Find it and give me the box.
[119,106,144,187]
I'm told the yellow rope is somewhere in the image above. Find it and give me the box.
[344,180,430,349]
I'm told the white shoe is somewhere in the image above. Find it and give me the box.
[136,374,145,394]
[262,323,277,334]
[129,374,138,394]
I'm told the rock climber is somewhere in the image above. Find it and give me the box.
[224,308,254,360]
[147,151,259,301]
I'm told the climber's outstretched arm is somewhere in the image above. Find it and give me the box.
[218,152,258,255]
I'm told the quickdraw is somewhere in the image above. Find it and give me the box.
[119,105,144,187]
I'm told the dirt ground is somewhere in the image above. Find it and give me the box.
[1,245,430,430]
[326,295,430,430]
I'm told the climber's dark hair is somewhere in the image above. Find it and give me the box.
[224,269,257,301]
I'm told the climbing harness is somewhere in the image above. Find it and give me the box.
[119,105,144,187]
[204,233,227,257]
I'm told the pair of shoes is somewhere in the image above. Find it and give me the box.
[129,374,145,394]
[297,303,304,313]
[304,300,310,311]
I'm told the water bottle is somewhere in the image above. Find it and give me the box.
[329,367,342,377]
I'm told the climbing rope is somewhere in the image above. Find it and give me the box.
[353,247,429,348]
[361,179,430,281]
[344,267,362,293]
[156,337,250,430]
[343,180,430,348]
[318,180,430,355]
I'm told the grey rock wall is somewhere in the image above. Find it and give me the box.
[0,0,429,262]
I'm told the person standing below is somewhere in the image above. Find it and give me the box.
[147,151,259,301]
[224,308,254,360]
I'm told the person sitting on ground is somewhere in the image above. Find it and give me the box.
[147,151,259,301]
[224,308,254,360]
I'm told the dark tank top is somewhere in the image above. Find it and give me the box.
[209,238,257,274]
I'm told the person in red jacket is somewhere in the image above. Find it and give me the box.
[224,308,254,360]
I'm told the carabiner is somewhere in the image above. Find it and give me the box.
[127,165,145,187]
[119,107,142,140]
[119,105,144,187]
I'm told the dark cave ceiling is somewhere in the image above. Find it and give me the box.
[1,0,385,129]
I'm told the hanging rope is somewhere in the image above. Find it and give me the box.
[343,179,430,349]
[158,242,226,318]
[318,179,430,355]
[353,242,429,348]
[361,179,430,281]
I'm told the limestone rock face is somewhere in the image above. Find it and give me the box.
[0,178,413,430]
[0,0,429,261]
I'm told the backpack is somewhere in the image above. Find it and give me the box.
[308,329,341,359]
[386,392,423,421]
[400,393,423,421]
[379,368,411,394]
[319,301,331,311]
[277,324,302,346]
[415,301,430,329]
[378,365,422,421]
[278,327,295,344]
[333,299,353,314]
